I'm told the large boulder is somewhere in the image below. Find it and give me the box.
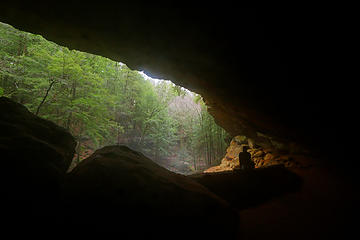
[63,145,239,239]
[0,97,76,230]
[0,97,76,172]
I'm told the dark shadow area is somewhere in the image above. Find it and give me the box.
[189,165,303,210]
[237,166,359,240]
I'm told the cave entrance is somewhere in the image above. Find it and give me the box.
[0,21,229,175]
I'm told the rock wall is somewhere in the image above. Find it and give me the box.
[0,97,76,233]
[205,135,316,173]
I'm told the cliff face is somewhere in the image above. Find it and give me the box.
[0,97,76,176]
[0,97,76,231]
[205,135,317,173]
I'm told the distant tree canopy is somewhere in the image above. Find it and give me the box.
[0,22,229,174]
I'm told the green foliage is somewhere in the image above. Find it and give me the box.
[0,22,229,173]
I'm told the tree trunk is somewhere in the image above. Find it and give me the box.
[75,123,84,164]
[66,112,72,131]
[155,138,159,161]
[117,123,121,145]
[75,140,81,164]
[124,70,129,93]
[193,155,197,171]
[35,80,55,116]
[66,76,77,131]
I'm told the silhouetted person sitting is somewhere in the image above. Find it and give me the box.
[239,146,254,170]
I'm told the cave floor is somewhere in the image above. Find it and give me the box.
[190,166,357,239]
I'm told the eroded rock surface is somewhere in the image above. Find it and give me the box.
[0,97,76,172]
[63,145,239,238]
[0,97,76,233]
[205,135,318,173]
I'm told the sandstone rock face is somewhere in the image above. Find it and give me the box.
[205,135,316,173]
[0,97,76,232]
[0,97,76,174]
[204,137,247,173]
[63,145,238,238]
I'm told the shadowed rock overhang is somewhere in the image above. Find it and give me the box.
[0,4,347,162]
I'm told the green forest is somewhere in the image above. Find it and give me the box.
[0,22,229,174]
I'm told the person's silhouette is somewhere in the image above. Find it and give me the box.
[239,146,254,170]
